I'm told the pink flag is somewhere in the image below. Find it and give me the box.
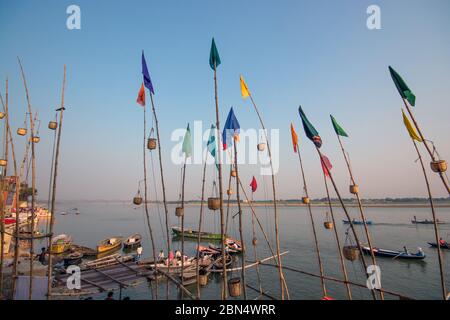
[250,176,258,193]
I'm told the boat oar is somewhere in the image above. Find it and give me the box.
[392,252,404,260]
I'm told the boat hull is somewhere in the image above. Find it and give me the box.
[361,246,425,260]
[171,226,224,241]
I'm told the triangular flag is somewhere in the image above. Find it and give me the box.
[389,66,416,107]
[290,123,299,153]
[136,83,145,107]
[240,75,250,99]
[402,109,422,142]
[321,154,333,177]
[142,51,155,94]
[182,124,192,158]
[298,106,322,148]
[207,124,219,169]
[222,107,240,150]
[209,38,221,70]
[250,176,257,193]
[330,115,349,137]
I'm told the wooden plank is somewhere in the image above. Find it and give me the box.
[80,277,107,292]
[157,269,198,300]
[246,284,276,300]
[93,268,130,287]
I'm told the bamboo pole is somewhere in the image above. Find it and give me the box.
[322,170,352,299]
[315,147,377,300]
[17,58,37,300]
[148,93,171,298]
[402,99,449,195]
[180,156,187,287]
[143,103,158,299]
[224,162,233,236]
[411,139,447,299]
[250,192,263,295]
[294,143,327,297]
[0,86,7,296]
[335,134,384,300]
[233,141,247,299]
[46,65,66,299]
[212,64,227,299]
[247,93,286,300]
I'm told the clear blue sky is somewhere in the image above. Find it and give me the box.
[0,0,449,201]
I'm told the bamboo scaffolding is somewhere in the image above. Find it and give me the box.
[0,80,8,295]
[322,171,352,299]
[17,58,38,300]
[246,93,287,300]
[294,142,327,297]
[410,138,447,299]
[335,133,384,300]
[46,65,66,299]
[233,141,247,299]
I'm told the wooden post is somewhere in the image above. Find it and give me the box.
[250,192,263,295]
[322,170,352,299]
[295,143,327,297]
[46,65,66,299]
[180,156,187,289]
[248,94,287,300]
[335,134,384,300]
[411,140,447,299]
[233,141,247,299]
[212,65,227,299]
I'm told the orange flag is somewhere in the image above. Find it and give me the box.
[290,123,299,153]
[136,83,145,106]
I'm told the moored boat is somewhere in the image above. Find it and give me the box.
[123,233,142,249]
[97,237,123,254]
[361,245,425,260]
[50,234,72,254]
[428,242,450,250]
[64,252,84,266]
[171,226,224,241]
[343,219,373,225]
[412,216,445,225]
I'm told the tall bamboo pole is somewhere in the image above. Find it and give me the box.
[180,156,187,287]
[335,134,384,300]
[322,170,352,299]
[295,143,326,297]
[143,103,158,299]
[17,58,37,300]
[46,65,66,299]
[315,147,377,300]
[402,100,449,195]
[212,64,227,299]
[247,94,286,300]
[411,139,446,299]
[233,141,247,299]
[250,191,263,295]
[148,93,171,298]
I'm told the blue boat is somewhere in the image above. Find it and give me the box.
[342,219,372,225]
[361,246,425,260]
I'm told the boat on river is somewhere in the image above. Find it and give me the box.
[343,219,373,225]
[97,237,123,254]
[361,246,425,260]
[171,226,224,241]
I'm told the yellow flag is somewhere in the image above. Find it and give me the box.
[402,109,422,142]
[240,75,250,99]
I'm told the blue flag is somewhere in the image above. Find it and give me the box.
[142,51,155,94]
[222,107,240,150]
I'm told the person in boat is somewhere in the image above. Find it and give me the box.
[158,250,165,262]
[439,238,447,246]
[167,251,174,265]
[136,245,143,263]
[105,291,114,300]
[418,247,424,255]
[38,247,47,264]
[403,246,409,254]
[175,250,182,260]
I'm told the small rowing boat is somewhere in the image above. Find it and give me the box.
[123,233,142,250]
[97,237,123,254]
[51,234,72,254]
[428,242,450,250]
[64,252,83,266]
[171,226,224,241]
[361,246,425,260]
[411,216,445,225]
[343,219,373,225]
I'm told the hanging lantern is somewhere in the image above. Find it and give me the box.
[133,195,143,205]
[228,278,242,297]
[48,121,58,130]
[302,197,310,205]
[17,128,27,136]
[349,184,359,195]
[227,189,233,196]
[147,138,157,150]
[0,112,5,119]
[32,136,40,143]
[257,143,266,152]
[175,207,184,217]
[207,197,220,211]
[231,170,237,178]
[252,237,258,246]
[343,246,360,262]
[430,160,447,173]
[324,222,334,230]
[0,159,7,167]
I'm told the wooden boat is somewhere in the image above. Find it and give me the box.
[80,254,134,270]
[149,257,196,273]
[51,234,72,254]
[361,246,425,260]
[64,252,83,266]
[211,254,232,271]
[198,245,220,256]
[343,219,373,225]
[69,244,97,257]
[209,238,243,254]
[171,226,224,241]
[428,242,450,250]
[96,237,123,254]
[123,233,142,249]
[411,218,445,225]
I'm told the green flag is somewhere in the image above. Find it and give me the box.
[330,115,348,137]
[209,38,221,70]
[389,66,416,106]
[182,124,192,158]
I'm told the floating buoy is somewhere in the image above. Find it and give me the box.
[430,160,447,173]
[349,184,359,195]
[199,274,208,286]
[324,221,334,230]
[302,197,310,205]
[257,143,266,152]
[343,246,360,262]
[0,112,5,119]
[228,278,241,297]
[48,121,58,130]
[32,136,40,143]
[227,189,233,196]
[0,159,7,167]
[231,170,237,178]
[17,128,27,136]
[147,138,157,150]
[175,207,184,217]
[207,197,220,210]
[133,196,143,206]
